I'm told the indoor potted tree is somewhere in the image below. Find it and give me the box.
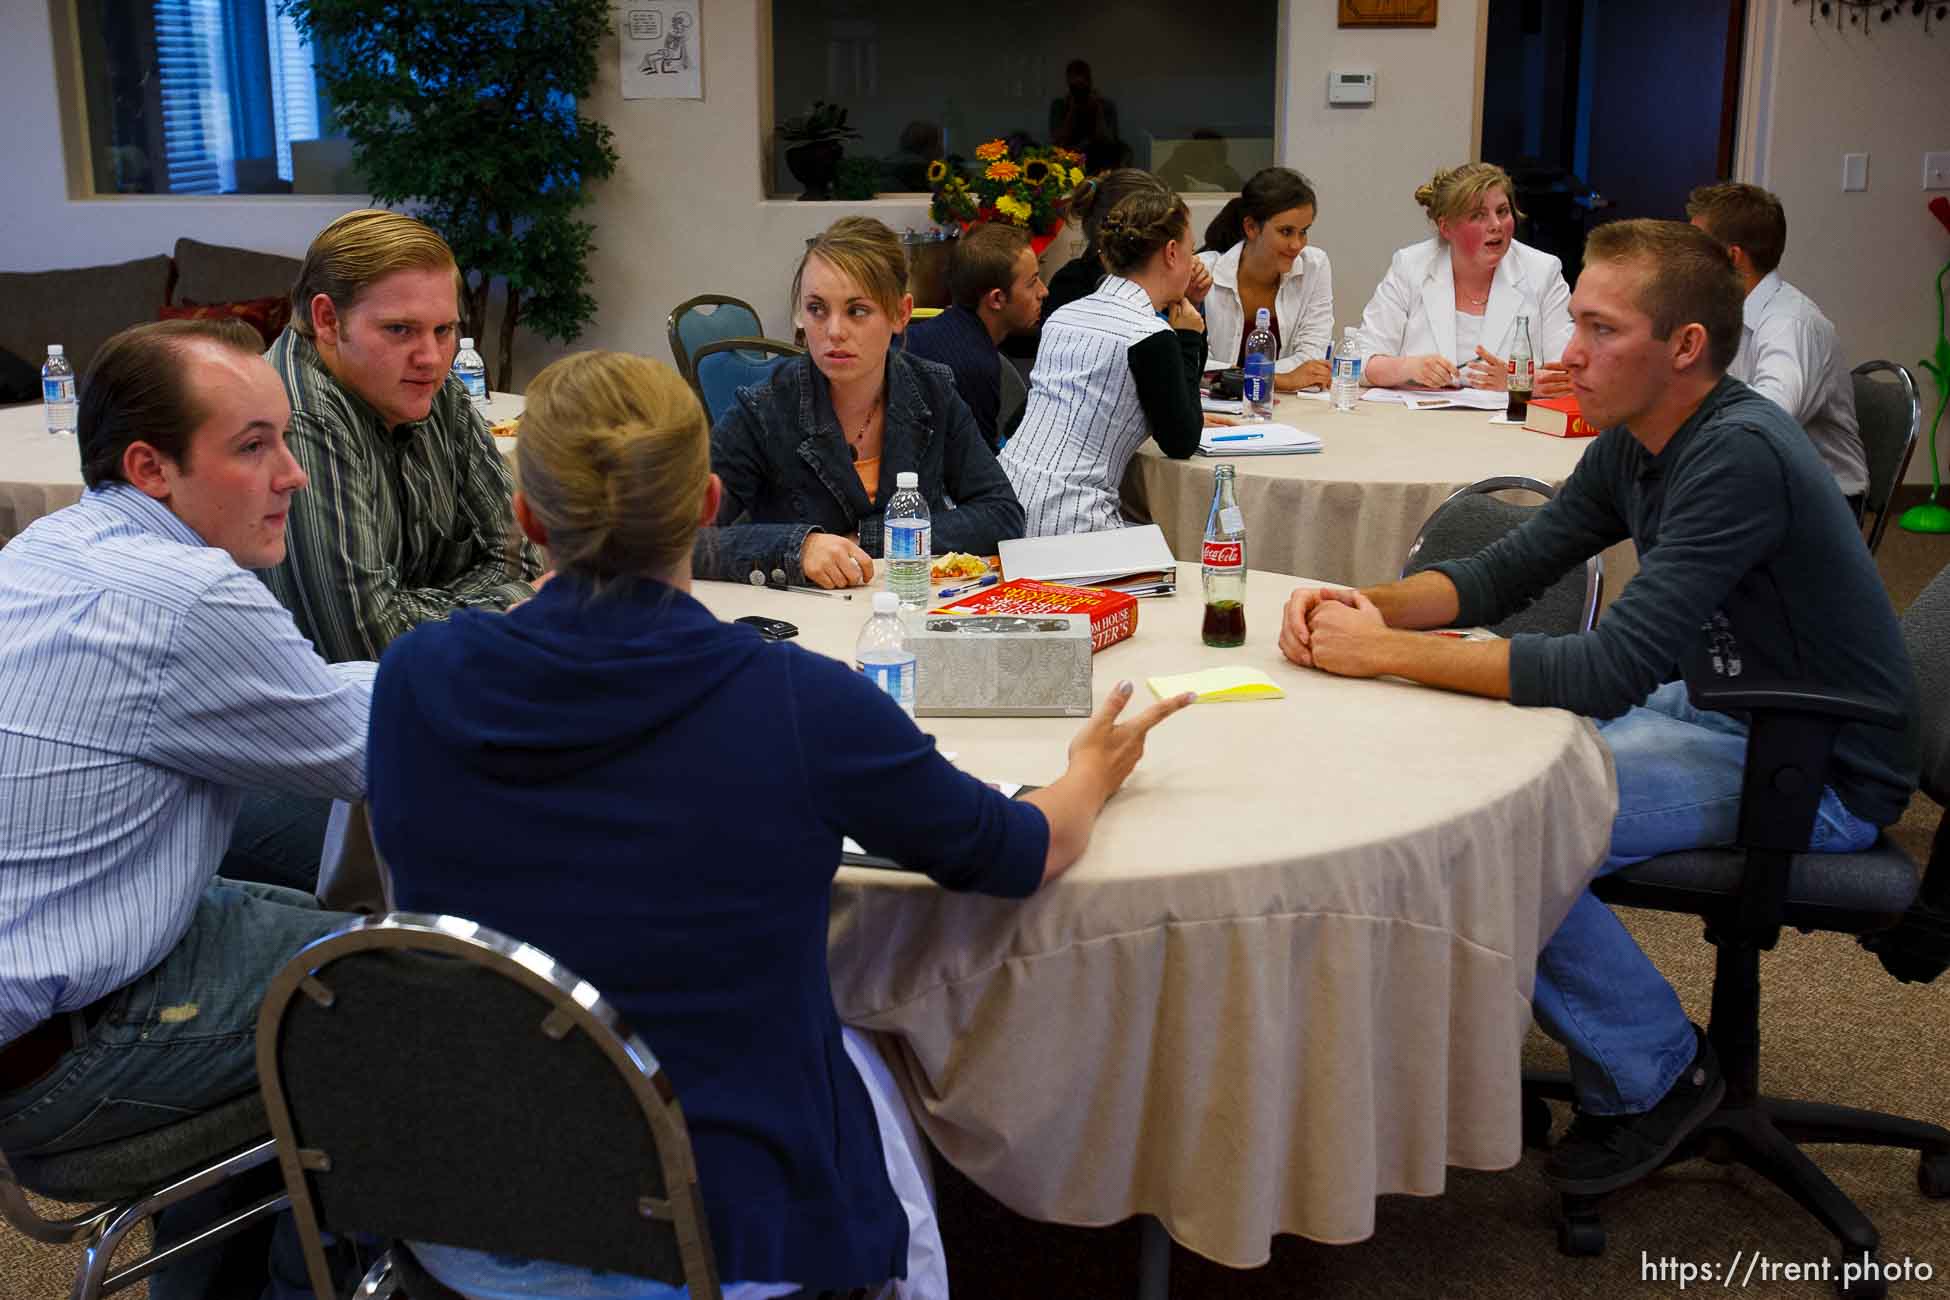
[282,0,619,390]
[779,101,861,201]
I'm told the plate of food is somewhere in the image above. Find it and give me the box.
[488,416,520,438]
[931,552,990,582]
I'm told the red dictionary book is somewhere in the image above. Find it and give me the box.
[1524,395,1599,438]
[931,579,1138,653]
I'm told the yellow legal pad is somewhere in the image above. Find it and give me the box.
[1147,666,1286,703]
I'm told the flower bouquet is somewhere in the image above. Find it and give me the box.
[928,140,1086,254]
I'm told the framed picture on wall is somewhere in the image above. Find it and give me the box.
[1338,0,1438,26]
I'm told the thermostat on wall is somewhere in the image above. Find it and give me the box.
[1328,71,1376,105]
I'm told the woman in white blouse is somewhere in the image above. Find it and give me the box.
[1198,167,1333,392]
[1358,162,1573,395]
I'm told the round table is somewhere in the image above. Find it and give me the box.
[697,563,1618,1265]
[0,395,526,546]
[1120,392,1640,595]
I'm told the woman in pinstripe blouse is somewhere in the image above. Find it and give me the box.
[999,176,1210,537]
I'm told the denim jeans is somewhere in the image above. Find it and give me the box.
[1533,680,1880,1115]
[221,790,335,894]
[0,879,354,1299]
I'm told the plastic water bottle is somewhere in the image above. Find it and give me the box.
[855,591,916,717]
[454,338,488,408]
[42,345,76,436]
[1331,327,1364,413]
[884,471,932,606]
[1242,308,1275,421]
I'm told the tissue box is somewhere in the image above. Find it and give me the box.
[910,613,1093,717]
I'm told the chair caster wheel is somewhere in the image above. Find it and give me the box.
[1919,1152,1950,1199]
[1522,1093,1554,1149]
[1555,1214,1604,1257]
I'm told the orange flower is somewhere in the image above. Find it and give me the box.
[985,159,1021,182]
[974,139,1009,161]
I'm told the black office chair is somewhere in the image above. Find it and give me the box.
[1852,361,1923,556]
[254,913,722,1300]
[667,294,764,386]
[1402,475,1603,635]
[1524,564,1950,1297]
[0,1093,286,1300]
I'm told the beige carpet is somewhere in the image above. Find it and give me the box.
[4,496,1947,1300]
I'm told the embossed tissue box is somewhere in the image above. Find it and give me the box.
[909,613,1093,717]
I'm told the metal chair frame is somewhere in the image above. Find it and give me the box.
[666,294,763,385]
[1851,360,1923,556]
[0,1124,285,1300]
[255,912,722,1300]
[1401,475,1603,634]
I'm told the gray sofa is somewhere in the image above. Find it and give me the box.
[0,238,304,392]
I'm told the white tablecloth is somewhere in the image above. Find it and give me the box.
[0,395,525,546]
[702,564,1618,1264]
[1120,393,1640,597]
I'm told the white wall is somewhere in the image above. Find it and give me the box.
[1,0,1486,385]
[1738,0,1950,484]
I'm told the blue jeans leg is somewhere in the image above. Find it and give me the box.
[1533,682,1746,1115]
[1533,681,1882,1114]
[0,880,354,1299]
[221,791,334,894]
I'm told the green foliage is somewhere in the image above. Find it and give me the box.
[779,100,860,146]
[281,0,619,387]
[833,156,880,201]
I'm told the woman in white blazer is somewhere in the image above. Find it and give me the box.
[1358,162,1573,395]
[1198,167,1333,392]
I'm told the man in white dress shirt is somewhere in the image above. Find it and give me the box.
[1687,182,1870,507]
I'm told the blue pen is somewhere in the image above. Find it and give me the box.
[937,573,999,599]
[1209,432,1264,442]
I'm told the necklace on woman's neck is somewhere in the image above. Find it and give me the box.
[844,390,881,461]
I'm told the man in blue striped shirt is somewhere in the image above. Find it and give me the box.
[0,320,374,1297]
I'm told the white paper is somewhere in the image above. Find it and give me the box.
[621,3,701,100]
[1361,386,1508,412]
[1197,422,1323,456]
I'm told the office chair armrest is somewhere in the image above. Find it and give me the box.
[1688,681,1907,732]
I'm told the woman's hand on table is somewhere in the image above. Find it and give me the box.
[1024,680,1196,884]
[1202,412,1240,428]
[1278,585,1361,669]
[1278,361,1332,393]
[1167,298,1206,332]
[1533,362,1572,398]
[800,533,875,588]
[1401,353,1461,388]
[1465,346,1511,391]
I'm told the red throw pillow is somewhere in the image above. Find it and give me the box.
[158,295,292,348]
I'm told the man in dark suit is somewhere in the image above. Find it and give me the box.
[904,223,1047,451]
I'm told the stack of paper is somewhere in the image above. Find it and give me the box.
[1196,422,1323,456]
[1362,387,1509,412]
[1147,666,1286,702]
[998,525,1178,596]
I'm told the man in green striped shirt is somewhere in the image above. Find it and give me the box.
[261,210,542,662]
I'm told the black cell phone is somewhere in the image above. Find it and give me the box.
[734,615,798,641]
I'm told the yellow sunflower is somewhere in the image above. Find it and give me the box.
[1022,159,1051,185]
[974,139,1009,161]
[985,159,1022,182]
[995,194,1032,223]
[926,159,948,184]
[1070,166,1085,186]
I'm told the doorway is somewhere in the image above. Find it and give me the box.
[1481,0,1747,282]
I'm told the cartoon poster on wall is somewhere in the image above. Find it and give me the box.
[622,4,701,100]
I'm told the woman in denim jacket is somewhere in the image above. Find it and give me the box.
[696,217,1025,589]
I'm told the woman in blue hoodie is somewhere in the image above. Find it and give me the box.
[365,351,1193,1299]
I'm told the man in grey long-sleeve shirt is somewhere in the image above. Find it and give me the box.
[1277,220,1918,1198]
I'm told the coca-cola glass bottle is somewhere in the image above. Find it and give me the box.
[1504,313,1534,422]
[1201,464,1247,647]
